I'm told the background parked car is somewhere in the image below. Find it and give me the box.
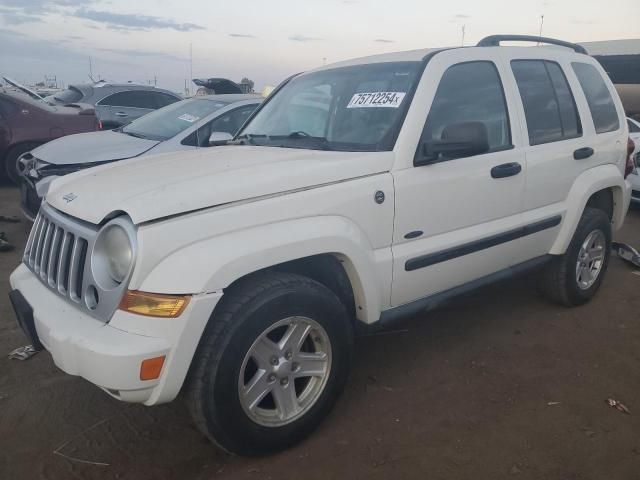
[628,117,640,204]
[19,93,262,219]
[0,84,98,184]
[44,81,181,129]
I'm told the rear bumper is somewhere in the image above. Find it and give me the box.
[10,263,222,405]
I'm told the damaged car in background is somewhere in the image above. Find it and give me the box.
[19,94,262,219]
[0,77,98,184]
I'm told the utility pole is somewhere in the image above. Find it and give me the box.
[89,57,94,82]
[461,24,466,47]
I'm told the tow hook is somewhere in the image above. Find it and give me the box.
[611,242,640,268]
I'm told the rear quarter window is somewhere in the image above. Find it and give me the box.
[572,62,620,134]
[511,60,582,145]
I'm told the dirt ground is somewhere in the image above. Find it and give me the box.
[1,183,639,480]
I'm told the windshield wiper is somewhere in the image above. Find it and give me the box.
[270,132,333,151]
[122,130,150,140]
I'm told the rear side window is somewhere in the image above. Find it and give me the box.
[511,60,581,145]
[419,61,512,155]
[153,92,180,108]
[572,62,619,134]
[627,119,640,133]
[100,90,158,109]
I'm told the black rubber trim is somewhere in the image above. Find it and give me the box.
[8,289,44,350]
[365,255,552,331]
[405,215,562,272]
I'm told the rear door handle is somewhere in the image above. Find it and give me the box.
[573,147,594,160]
[115,112,128,117]
[491,162,522,179]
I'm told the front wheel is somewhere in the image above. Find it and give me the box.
[185,272,353,455]
[539,207,611,306]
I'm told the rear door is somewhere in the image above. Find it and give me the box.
[507,55,622,262]
[391,49,526,307]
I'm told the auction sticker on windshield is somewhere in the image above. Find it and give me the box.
[347,92,406,108]
[178,113,200,123]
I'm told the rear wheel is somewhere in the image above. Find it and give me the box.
[4,143,39,184]
[185,272,353,455]
[539,207,611,306]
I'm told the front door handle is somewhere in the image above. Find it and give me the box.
[491,162,522,179]
[573,147,594,160]
[115,112,128,117]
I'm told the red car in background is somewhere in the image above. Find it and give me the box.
[0,79,98,183]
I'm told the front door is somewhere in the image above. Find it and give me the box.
[391,51,526,307]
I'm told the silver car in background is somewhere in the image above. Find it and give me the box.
[20,94,262,219]
[45,82,182,129]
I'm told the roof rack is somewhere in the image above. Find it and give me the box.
[476,35,588,54]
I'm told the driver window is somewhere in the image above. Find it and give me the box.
[418,61,512,159]
[193,104,258,146]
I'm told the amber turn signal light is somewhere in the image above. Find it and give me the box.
[119,290,190,318]
[140,356,165,381]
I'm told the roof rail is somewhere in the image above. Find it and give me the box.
[476,35,588,54]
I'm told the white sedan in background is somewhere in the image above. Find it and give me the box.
[19,94,262,219]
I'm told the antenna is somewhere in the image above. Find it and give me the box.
[189,43,193,96]
[461,24,466,47]
[538,15,545,45]
[88,56,95,82]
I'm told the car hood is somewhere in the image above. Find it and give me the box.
[46,146,394,225]
[32,130,159,165]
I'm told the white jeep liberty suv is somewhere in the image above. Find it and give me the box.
[9,35,634,455]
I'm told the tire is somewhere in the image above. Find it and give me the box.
[185,271,353,455]
[539,207,611,306]
[4,143,39,184]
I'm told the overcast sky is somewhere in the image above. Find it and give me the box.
[0,0,638,94]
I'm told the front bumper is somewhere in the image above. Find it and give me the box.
[20,180,41,221]
[10,264,222,405]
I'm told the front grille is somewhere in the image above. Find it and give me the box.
[24,206,96,306]
[23,204,134,322]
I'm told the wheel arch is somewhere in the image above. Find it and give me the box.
[550,164,628,255]
[135,216,386,324]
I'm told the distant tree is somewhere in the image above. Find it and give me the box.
[240,77,255,92]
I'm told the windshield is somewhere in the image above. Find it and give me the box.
[238,61,422,151]
[53,87,83,103]
[121,98,228,141]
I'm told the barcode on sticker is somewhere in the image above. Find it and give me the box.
[347,92,406,109]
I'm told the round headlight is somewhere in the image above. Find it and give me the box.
[92,223,134,287]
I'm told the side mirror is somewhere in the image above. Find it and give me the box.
[416,121,490,166]
[208,131,233,146]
